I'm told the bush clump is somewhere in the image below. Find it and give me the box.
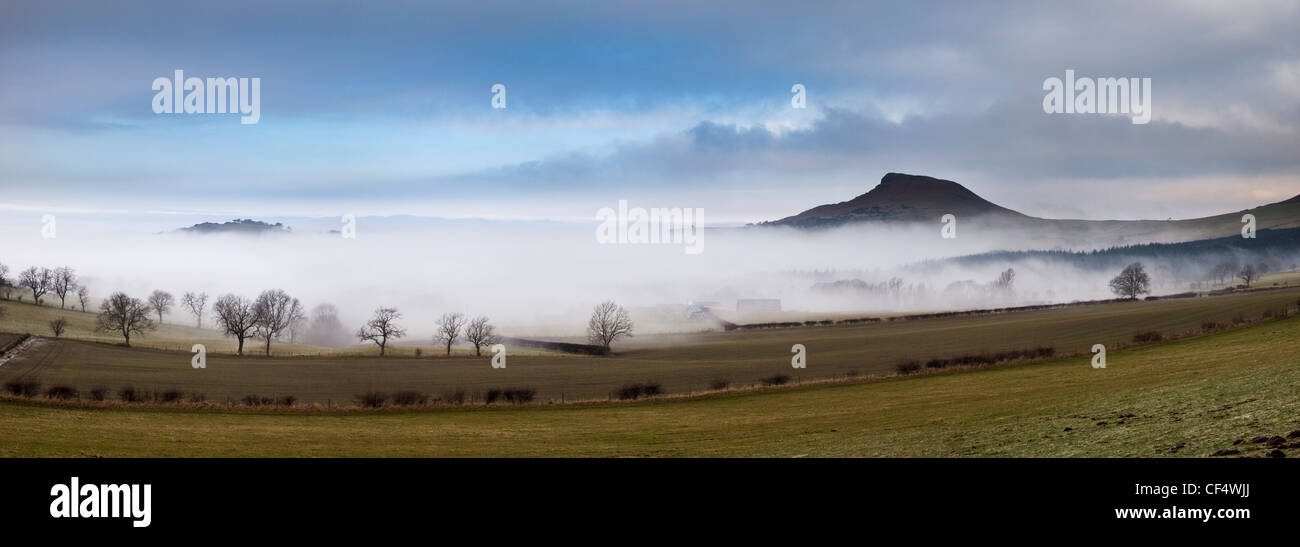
[503,388,536,404]
[709,379,731,390]
[441,389,467,405]
[392,391,427,406]
[1132,331,1163,343]
[925,358,950,369]
[89,387,108,401]
[161,390,185,403]
[895,360,922,374]
[276,395,297,407]
[118,386,141,402]
[761,374,790,386]
[355,392,388,408]
[4,380,41,397]
[241,394,274,406]
[45,385,78,400]
[615,383,664,400]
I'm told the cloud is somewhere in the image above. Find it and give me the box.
[1,0,1298,221]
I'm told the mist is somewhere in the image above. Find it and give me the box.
[2,213,1293,341]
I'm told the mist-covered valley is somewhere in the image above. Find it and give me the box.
[4,211,1295,344]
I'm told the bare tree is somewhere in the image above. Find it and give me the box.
[76,286,90,312]
[433,312,466,356]
[0,261,12,300]
[252,289,303,356]
[213,294,257,355]
[49,317,68,337]
[18,266,52,305]
[1109,262,1151,300]
[287,305,308,343]
[993,268,1015,290]
[464,315,499,356]
[51,267,77,309]
[147,290,174,323]
[181,291,209,328]
[587,300,633,352]
[305,303,349,347]
[1239,264,1258,287]
[94,292,155,346]
[1210,261,1238,285]
[357,307,406,356]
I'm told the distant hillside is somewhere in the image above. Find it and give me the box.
[179,219,291,235]
[761,172,1300,249]
[925,227,1300,278]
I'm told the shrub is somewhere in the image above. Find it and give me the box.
[241,394,273,406]
[761,374,790,386]
[1132,331,1163,343]
[614,383,663,400]
[414,348,422,357]
[355,392,387,408]
[118,386,141,402]
[392,391,427,406]
[89,387,108,401]
[1201,320,1224,331]
[614,384,642,400]
[276,395,297,407]
[10,380,41,398]
[441,389,466,405]
[188,393,207,403]
[1231,313,1247,325]
[895,360,922,374]
[161,390,185,403]
[484,388,503,405]
[709,379,731,390]
[503,388,536,404]
[924,358,949,369]
[45,385,77,400]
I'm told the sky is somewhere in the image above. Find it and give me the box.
[2,0,1299,225]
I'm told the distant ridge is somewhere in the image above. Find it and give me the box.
[179,219,290,235]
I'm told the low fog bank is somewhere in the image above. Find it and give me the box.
[3,215,1294,341]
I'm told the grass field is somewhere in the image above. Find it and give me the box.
[1,311,1297,457]
[3,286,1297,403]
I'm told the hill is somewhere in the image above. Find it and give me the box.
[763,172,1300,248]
[927,227,1300,281]
[769,172,1029,226]
[179,219,290,235]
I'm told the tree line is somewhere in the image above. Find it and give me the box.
[2,260,635,357]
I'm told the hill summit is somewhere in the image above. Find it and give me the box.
[768,173,1027,227]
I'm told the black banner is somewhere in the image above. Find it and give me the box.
[2,458,1291,537]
